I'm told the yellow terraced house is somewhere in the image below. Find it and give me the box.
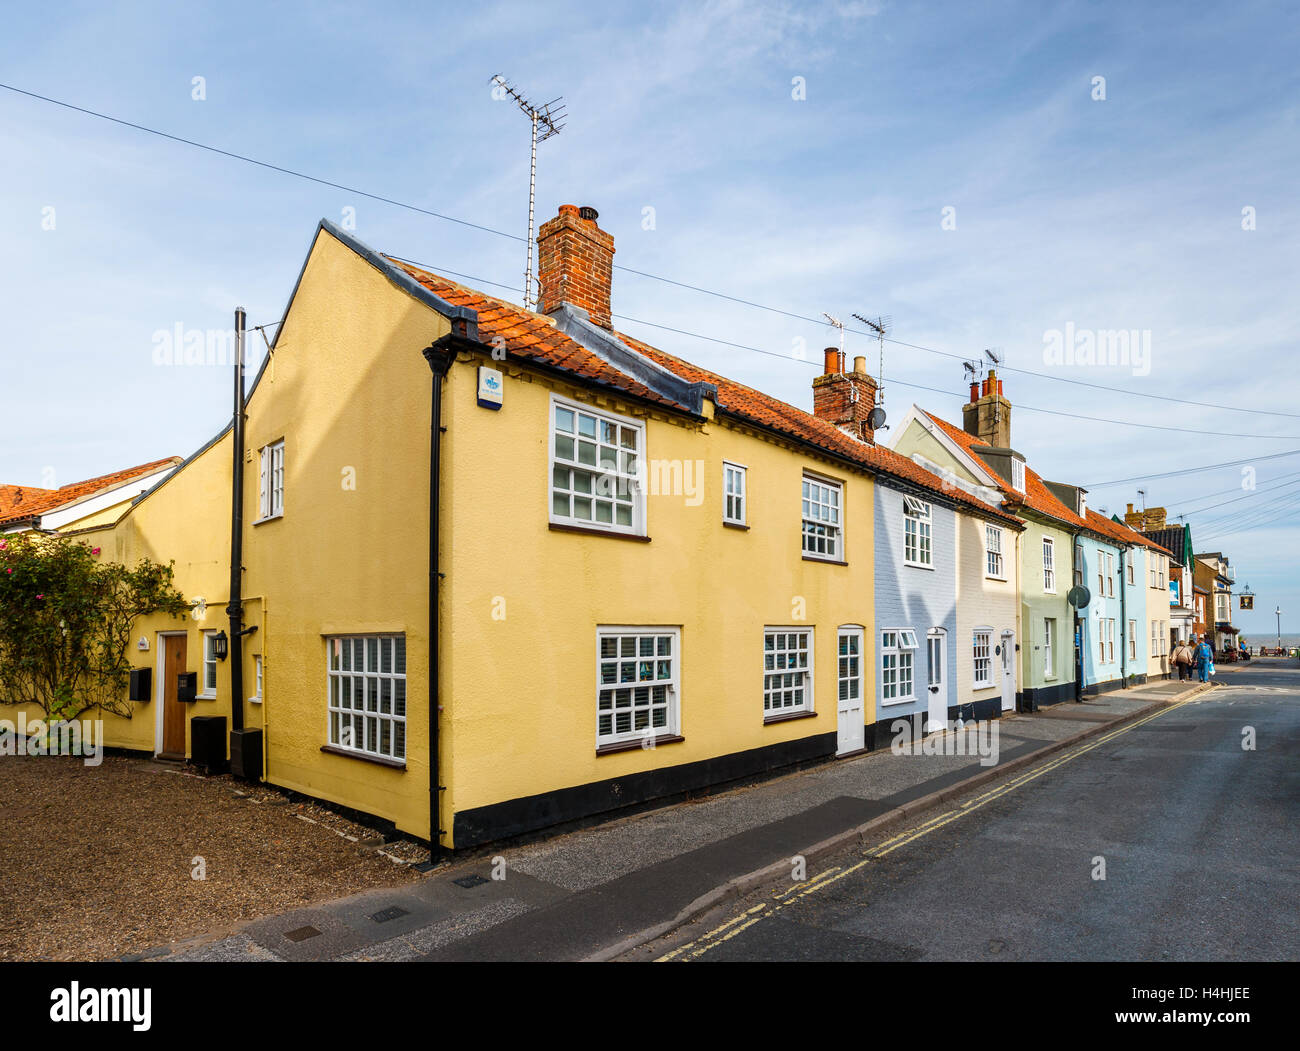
[57,207,1025,853]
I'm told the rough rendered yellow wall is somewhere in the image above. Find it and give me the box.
[235,229,448,839]
[439,354,877,836]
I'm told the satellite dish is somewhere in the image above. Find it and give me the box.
[1068,585,1091,609]
[869,406,887,430]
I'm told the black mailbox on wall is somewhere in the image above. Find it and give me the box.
[177,672,197,704]
[129,668,151,702]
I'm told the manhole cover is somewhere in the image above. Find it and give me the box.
[283,925,322,942]
[370,906,410,924]
[452,874,491,889]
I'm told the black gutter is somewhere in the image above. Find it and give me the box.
[227,308,247,734]
[421,322,484,864]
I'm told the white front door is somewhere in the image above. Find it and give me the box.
[926,629,948,731]
[836,627,865,755]
[1000,630,1016,712]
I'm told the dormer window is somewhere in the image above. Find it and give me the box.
[1011,458,1025,493]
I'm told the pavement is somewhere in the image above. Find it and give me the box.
[150,665,1262,962]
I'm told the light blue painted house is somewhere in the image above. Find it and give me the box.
[871,477,959,741]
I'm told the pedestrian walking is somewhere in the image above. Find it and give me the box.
[1172,639,1193,680]
[1194,636,1214,683]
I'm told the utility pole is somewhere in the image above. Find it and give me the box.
[1277,605,1283,652]
[490,75,565,310]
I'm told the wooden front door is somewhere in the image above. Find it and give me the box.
[162,634,188,756]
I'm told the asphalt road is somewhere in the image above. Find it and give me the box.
[641,665,1300,962]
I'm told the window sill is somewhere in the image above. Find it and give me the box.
[253,513,283,526]
[802,555,847,566]
[197,692,217,701]
[764,709,816,725]
[723,521,750,531]
[904,561,934,571]
[972,682,994,691]
[320,744,406,770]
[549,522,650,543]
[879,695,918,707]
[986,575,1007,582]
[595,734,685,756]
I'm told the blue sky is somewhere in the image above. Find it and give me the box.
[2,0,1297,634]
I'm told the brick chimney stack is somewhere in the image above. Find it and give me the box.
[962,368,1011,448]
[1124,503,1168,531]
[813,350,879,443]
[536,204,615,329]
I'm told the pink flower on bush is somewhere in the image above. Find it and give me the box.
[92,547,101,556]
[36,593,44,600]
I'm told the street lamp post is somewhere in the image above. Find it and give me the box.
[1276,606,1283,653]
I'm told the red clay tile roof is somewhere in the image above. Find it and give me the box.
[0,457,181,526]
[391,258,1021,526]
[916,409,1174,556]
[1086,509,1174,557]
[392,262,686,413]
[618,335,1021,525]
[918,410,1093,528]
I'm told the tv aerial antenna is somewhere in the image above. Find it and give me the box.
[490,74,566,310]
[982,347,1006,433]
[852,312,892,432]
[822,312,845,365]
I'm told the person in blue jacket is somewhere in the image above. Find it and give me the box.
[1193,635,1214,682]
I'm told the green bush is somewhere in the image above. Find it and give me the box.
[0,533,189,721]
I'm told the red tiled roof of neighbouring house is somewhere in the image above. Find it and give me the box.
[917,409,1172,557]
[392,260,1023,526]
[918,410,1094,529]
[1087,509,1174,557]
[0,457,181,526]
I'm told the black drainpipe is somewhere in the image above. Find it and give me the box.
[1119,546,1128,688]
[227,307,246,734]
[422,337,454,866]
[422,315,485,865]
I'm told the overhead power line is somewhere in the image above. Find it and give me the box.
[6,80,1300,423]
[1171,475,1300,519]
[1082,448,1300,489]
[389,251,1300,443]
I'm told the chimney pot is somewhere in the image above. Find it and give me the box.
[812,357,879,443]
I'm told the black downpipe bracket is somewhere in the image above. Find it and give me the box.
[227,307,246,736]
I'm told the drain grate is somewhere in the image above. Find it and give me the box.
[369,906,410,924]
[283,925,322,942]
[452,873,491,889]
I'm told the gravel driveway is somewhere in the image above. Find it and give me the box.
[0,753,422,961]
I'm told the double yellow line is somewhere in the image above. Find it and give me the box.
[658,695,1203,961]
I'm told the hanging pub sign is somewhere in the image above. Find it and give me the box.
[1240,594,1254,610]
